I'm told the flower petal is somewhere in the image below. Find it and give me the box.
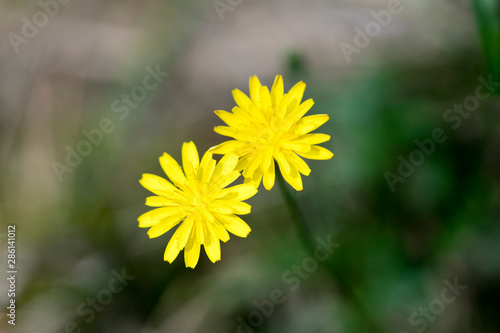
[203,224,221,263]
[214,110,242,127]
[232,89,253,109]
[147,213,185,238]
[284,151,311,176]
[263,159,275,190]
[145,196,176,207]
[293,133,330,145]
[215,184,258,201]
[210,154,239,184]
[288,98,314,121]
[261,146,274,172]
[182,141,199,180]
[214,126,237,139]
[259,86,272,111]
[274,150,291,175]
[184,231,201,268]
[282,141,312,153]
[281,165,303,191]
[215,213,251,238]
[210,170,241,192]
[139,173,177,196]
[208,220,230,242]
[213,201,251,215]
[296,145,334,160]
[164,238,181,263]
[295,114,329,135]
[175,215,196,250]
[209,140,245,155]
[287,81,306,104]
[198,151,216,183]
[249,76,262,103]
[159,152,187,188]
[271,75,284,106]
[138,207,183,228]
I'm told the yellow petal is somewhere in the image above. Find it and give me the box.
[138,210,158,228]
[151,207,185,220]
[174,215,195,250]
[209,205,233,215]
[284,151,311,176]
[210,170,241,192]
[249,76,262,102]
[182,141,199,180]
[232,89,253,109]
[214,126,237,139]
[242,151,262,179]
[214,110,242,127]
[138,207,183,228]
[285,81,306,116]
[215,213,251,238]
[243,166,262,186]
[293,133,330,145]
[259,86,272,111]
[203,224,221,263]
[208,219,230,242]
[296,145,333,160]
[282,141,312,153]
[198,151,215,183]
[262,160,275,190]
[281,166,303,191]
[246,103,268,126]
[213,201,251,215]
[159,153,187,188]
[295,114,329,135]
[215,184,258,201]
[276,93,290,119]
[164,238,181,263]
[287,81,306,104]
[147,213,185,238]
[195,217,204,244]
[271,75,284,106]
[231,106,253,122]
[145,196,176,207]
[288,98,314,121]
[184,232,201,268]
[210,154,239,184]
[274,150,291,174]
[139,173,177,196]
[261,146,274,171]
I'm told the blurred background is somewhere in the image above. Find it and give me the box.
[1,0,500,332]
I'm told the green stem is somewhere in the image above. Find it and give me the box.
[276,165,382,333]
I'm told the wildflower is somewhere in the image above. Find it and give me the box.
[138,142,257,268]
[210,75,333,191]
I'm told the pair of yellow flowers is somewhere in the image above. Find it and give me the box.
[138,75,333,268]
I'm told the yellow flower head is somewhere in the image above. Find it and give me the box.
[210,75,333,191]
[138,142,257,268]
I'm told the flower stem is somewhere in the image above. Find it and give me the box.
[275,165,382,332]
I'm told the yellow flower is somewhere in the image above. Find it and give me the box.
[138,142,257,268]
[210,75,333,191]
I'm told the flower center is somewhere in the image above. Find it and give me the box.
[256,114,287,146]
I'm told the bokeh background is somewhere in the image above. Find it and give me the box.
[1,0,500,332]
